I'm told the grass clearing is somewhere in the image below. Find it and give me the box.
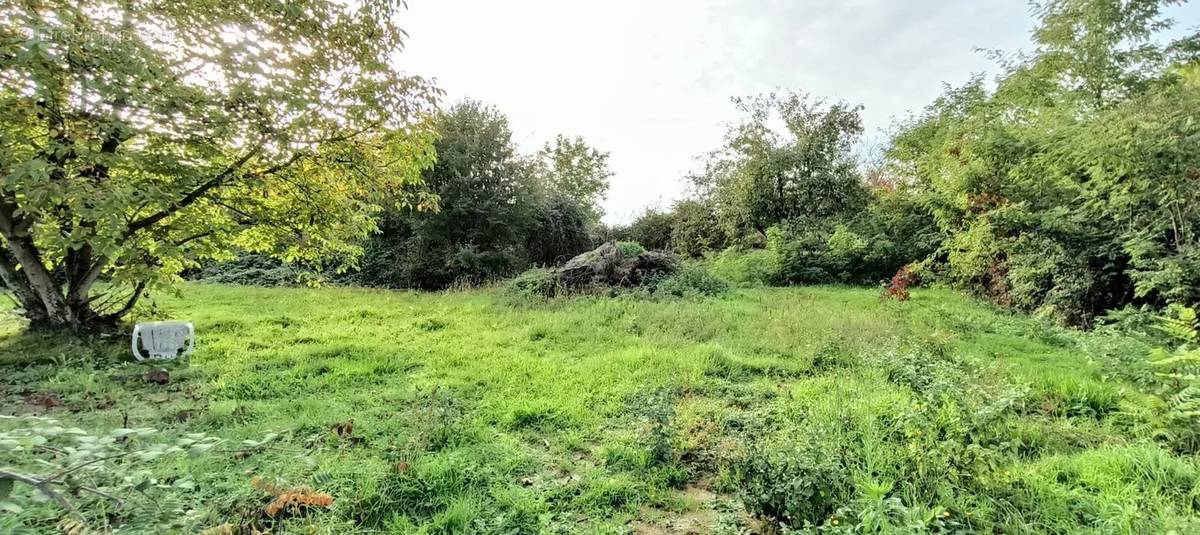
[2,284,1196,533]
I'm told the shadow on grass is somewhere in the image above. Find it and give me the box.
[0,319,130,367]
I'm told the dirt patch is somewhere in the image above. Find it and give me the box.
[632,485,723,535]
[23,391,62,409]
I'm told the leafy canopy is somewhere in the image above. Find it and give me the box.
[887,0,1199,324]
[692,91,867,239]
[0,0,438,326]
[354,100,610,288]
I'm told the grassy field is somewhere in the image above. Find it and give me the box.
[2,284,1197,533]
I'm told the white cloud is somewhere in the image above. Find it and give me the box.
[397,0,1198,224]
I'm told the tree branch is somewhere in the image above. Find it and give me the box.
[0,470,83,520]
[102,280,147,321]
[123,147,262,237]
[173,230,217,247]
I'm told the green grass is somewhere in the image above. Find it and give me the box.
[1,284,1196,533]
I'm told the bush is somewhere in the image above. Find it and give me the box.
[615,241,646,257]
[670,199,727,257]
[774,224,902,286]
[706,222,917,290]
[504,268,563,300]
[882,264,918,301]
[733,426,852,527]
[775,229,838,284]
[707,248,780,287]
[653,263,730,297]
[191,254,305,286]
[0,415,245,533]
[620,210,674,251]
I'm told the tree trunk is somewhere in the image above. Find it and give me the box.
[2,234,74,325]
[0,202,74,325]
[0,241,142,330]
[65,245,107,324]
[0,249,49,325]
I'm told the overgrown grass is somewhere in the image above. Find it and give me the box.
[1,284,1194,533]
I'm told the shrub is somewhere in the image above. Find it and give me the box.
[882,264,918,301]
[616,241,646,257]
[769,224,911,287]
[733,426,852,527]
[191,254,305,287]
[670,199,727,257]
[0,416,256,533]
[504,268,563,300]
[775,229,837,284]
[653,264,730,297]
[621,209,675,250]
[941,218,1133,327]
[707,247,780,287]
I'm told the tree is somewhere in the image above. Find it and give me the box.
[0,1,438,328]
[623,209,675,251]
[536,134,613,227]
[1013,0,1181,109]
[525,193,593,266]
[692,92,867,240]
[354,101,537,289]
[670,199,726,257]
[886,0,1195,324]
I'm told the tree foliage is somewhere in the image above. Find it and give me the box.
[888,0,1199,324]
[536,134,612,227]
[354,101,610,288]
[620,209,675,251]
[692,91,868,240]
[0,0,438,328]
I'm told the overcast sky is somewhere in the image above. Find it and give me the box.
[398,0,1198,224]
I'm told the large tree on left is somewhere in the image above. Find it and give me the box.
[0,1,439,329]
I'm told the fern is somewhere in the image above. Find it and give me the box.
[1149,347,1200,383]
[1154,305,1198,345]
[1144,306,1200,453]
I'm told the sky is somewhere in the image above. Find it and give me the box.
[397,0,1198,224]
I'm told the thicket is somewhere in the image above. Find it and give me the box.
[621,0,1199,326]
